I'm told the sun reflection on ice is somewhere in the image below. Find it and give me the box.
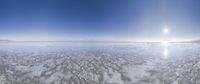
[161,41,170,59]
[163,48,169,59]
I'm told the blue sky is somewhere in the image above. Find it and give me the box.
[0,0,200,41]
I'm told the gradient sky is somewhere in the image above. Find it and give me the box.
[0,0,200,41]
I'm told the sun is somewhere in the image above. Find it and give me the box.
[163,26,169,34]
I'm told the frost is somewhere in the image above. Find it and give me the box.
[0,43,200,84]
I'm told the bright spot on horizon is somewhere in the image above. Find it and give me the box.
[162,41,169,46]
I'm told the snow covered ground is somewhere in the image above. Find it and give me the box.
[0,42,200,84]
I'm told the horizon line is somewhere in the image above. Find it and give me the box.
[0,39,199,43]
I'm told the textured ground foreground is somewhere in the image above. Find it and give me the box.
[0,43,200,84]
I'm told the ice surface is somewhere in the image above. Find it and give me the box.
[0,42,200,84]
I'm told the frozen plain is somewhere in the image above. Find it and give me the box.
[0,42,200,84]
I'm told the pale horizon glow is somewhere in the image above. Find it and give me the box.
[1,38,193,43]
[162,41,170,46]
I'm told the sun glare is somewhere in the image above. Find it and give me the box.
[163,48,169,58]
[163,26,169,34]
[162,41,169,46]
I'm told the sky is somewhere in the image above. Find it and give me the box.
[0,0,200,41]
